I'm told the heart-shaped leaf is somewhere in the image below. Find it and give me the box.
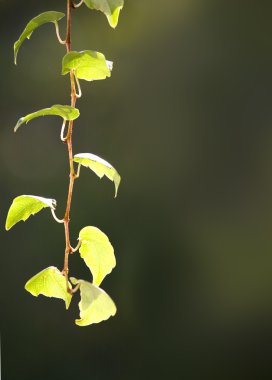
[71,278,116,326]
[6,195,56,230]
[14,11,65,64]
[74,153,121,197]
[79,226,116,286]
[25,267,72,309]
[62,50,112,81]
[14,105,80,132]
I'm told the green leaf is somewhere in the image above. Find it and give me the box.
[83,0,124,28]
[74,153,121,197]
[70,278,116,326]
[79,226,116,286]
[5,195,56,231]
[14,11,65,64]
[14,105,80,132]
[25,267,72,309]
[62,50,112,81]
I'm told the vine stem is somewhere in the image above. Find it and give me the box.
[63,0,78,291]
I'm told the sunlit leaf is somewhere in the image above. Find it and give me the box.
[25,267,72,309]
[74,153,121,197]
[62,50,112,81]
[83,0,124,28]
[14,11,65,64]
[5,195,56,231]
[14,105,80,132]
[70,278,116,326]
[79,226,116,286]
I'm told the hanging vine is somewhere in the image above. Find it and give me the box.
[6,0,124,327]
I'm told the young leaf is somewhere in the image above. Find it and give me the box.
[62,50,112,81]
[14,11,65,64]
[74,153,121,197]
[70,278,116,326]
[25,267,72,309]
[14,105,80,132]
[5,195,56,231]
[83,0,124,28]
[78,226,116,286]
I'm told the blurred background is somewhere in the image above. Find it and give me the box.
[1,0,272,378]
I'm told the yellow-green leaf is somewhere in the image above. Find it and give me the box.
[25,267,72,309]
[83,0,123,28]
[79,226,116,286]
[74,153,121,197]
[14,105,80,132]
[14,11,65,64]
[71,278,116,326]
[62,50,112,81]
[5,195,56,231]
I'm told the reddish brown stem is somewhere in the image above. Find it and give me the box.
[63,0,78,291]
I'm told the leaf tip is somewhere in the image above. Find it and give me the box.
[24,280,36,297]
[14,42,19,65]
[14,117,23,132]
[114,175,121,198]
[107,4,124,29]
[108,17,117,29]
[5,209,13,231]
[65,297,72,310]
[75,318,84,326]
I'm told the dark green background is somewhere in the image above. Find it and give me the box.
[1,0,272,378]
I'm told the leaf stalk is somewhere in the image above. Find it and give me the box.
[70,240,81,253]
[60,120,68,142]
[75,163,81,178]
[73,0,84,8]
[51,208,64,223]
[75,74,82,98]
[54,21,66,44]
